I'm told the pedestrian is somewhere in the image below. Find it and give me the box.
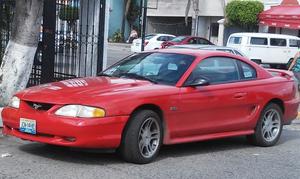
[288,50,300,90]
[127,29,138,43]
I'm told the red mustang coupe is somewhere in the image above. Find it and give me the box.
[161,36,213,48]
[2,49,299,164]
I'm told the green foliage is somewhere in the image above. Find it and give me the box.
[225,0,264,30]
[112,30,123,43]
[59,6,79,22]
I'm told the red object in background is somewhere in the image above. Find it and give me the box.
[144,41,149,47]
[259,0,300,29]
[161,36,214,48]
[1,49,299,160]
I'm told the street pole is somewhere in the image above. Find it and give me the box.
[41,0,56,84]
[141,0,147,52]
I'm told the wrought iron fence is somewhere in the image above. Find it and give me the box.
[0,0,14,64]
[0,0,106,87]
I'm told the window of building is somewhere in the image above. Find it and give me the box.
[210,23,219,37]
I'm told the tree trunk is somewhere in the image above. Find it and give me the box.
[0,0,43,107]
[121,0,129,42]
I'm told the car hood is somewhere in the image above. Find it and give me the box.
[17,77,156,104]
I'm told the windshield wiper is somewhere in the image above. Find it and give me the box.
[98,72,113,77]
[118,73,158,84]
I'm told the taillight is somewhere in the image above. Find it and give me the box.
[144,41,149,46]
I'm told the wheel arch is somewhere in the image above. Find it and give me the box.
[266,98,285,114]
[120,104,167,144]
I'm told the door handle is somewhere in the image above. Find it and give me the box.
[234,92,247,99]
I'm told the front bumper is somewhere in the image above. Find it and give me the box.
[2,106,129,149]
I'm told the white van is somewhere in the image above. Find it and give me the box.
[227,33,300,68]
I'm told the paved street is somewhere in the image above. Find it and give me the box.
[1,44,300,179]
[0,121,299,179]
[107,43,133,67]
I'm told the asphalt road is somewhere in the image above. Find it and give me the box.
[0,121,300,179]
[1,44,300,179]
[107,43,133,67]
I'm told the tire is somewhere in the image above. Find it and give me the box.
[119,110,163,164]
[247,103,283,147]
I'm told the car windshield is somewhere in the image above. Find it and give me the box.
[145,34,156,40]
[101,52,195,86]
[171,36,187,42]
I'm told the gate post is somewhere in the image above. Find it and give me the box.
[41,0,56,84]
[97,0,106,73]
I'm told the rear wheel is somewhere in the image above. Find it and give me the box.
[119,110,163,164]
[247,103,283,147]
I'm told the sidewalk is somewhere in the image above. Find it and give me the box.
[108,42,131,49]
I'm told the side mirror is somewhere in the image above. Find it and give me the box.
[185,78,210,87]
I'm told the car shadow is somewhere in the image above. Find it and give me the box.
[19,143,123,165]
[18,131,299,165]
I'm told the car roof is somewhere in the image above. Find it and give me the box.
[169,44,213,49]
[170,44,238,50]
[230,32,300,39]
[151,48,239,59]
[147,33,175,37]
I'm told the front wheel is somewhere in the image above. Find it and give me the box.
[247,103,283,147]
[119,110,163,164]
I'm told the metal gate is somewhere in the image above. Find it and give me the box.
[0,0,14,64]
[29,0,106,86]
[0,0,107,87]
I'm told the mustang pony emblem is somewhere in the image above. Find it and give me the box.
[32,103,42,110]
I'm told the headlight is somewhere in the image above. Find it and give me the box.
[55,105,105,118]
[8,96,20,109]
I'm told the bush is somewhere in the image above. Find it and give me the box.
[112,30,123,43]
[59,6,79,22]
[225,0,264,30]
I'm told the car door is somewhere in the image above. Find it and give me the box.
[247,37,269,64]
[170,57,258,138]
[150,35,170,50]
[269,38,289,64]
[187,37,198,44]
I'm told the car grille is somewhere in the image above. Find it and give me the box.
[25,101,54,111]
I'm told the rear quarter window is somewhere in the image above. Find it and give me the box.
[229,37,242,44]
[289,39,300,47]
[240,62,257,80]
[270,38,287,47]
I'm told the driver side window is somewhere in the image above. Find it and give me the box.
[186,57,240,85]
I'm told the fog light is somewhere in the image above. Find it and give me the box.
[63,137,76,142]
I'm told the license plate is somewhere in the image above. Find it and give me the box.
[19,118,36,135]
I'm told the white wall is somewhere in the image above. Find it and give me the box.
[147,0,225,17]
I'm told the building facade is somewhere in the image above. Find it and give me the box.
[147,0,225,44]
[108,0,140,41]
[146,0,300,46]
